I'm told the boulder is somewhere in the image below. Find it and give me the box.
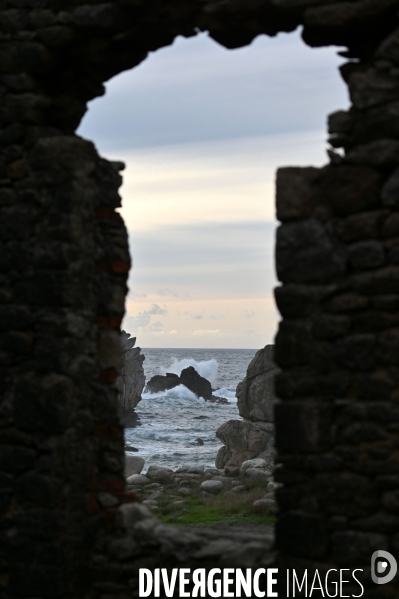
[253,498,276,510]
[126,473,150,486]
[180,366,212,399]
[125,455,145,477]
[236,345,280,423]
[146,466,173,483]
[215,419,275,469]
[200,480,223,495]
[146,373,180,393]
[145,367,213,400]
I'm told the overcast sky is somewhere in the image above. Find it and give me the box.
[78,29,348,349]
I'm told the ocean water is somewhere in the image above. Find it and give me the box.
[124,348,258,471]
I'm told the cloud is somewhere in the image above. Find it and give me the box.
[184,311,204,320]
[243,309,255,319]
[156,288,180,298]
[148,303,167,315]
[129,311,151,329]
[209,312,224,320]
[169,329,178,334]
[148,321,165,333]
[127,303,166,331]
[193,329,221,336]
[128,220,278,300]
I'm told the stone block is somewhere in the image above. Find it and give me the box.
[314,165,381,216]
[13,373,72,433]
[345,139,399,167]
[276,219,346,284]
[348,240,385,270]
[333,334,376,370]
[311,314,350,339]
[274,284,330,318]
[275,400,332,453]
[343,62,399,110]
[275,320,312,367]
[276,166,318,221]
[316,472,378,518]
[98,329,123,369]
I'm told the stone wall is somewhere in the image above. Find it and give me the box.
[274,25,399,588]
[1,0,399,597]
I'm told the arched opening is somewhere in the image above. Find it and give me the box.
[75,29,347,528]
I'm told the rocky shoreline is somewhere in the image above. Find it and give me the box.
[124,456,277,523]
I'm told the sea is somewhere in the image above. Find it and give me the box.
[124,348,259,471]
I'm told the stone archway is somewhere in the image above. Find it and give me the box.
[1,1,399,597]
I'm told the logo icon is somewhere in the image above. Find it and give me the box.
[371,551,397,585]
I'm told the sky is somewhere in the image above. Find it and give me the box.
[77,29,349,349]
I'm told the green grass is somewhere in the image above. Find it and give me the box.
[154,483,276,527]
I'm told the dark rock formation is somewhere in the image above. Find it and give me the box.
[146,372,180,393]
[180,366,213,399]
[146,366,214,400]
[116,330,145,411]
[237,345,280,422]
[216,420,275,469]
[216,345,278,469]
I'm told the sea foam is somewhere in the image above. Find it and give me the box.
[160,357,218,384]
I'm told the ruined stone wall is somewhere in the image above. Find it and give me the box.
[274,23,399,592]
[1,0,399,597]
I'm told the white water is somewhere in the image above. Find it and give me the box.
[160,357,218,385]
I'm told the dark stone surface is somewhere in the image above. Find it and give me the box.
[145,372,180,393]
[180,366,213,400]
